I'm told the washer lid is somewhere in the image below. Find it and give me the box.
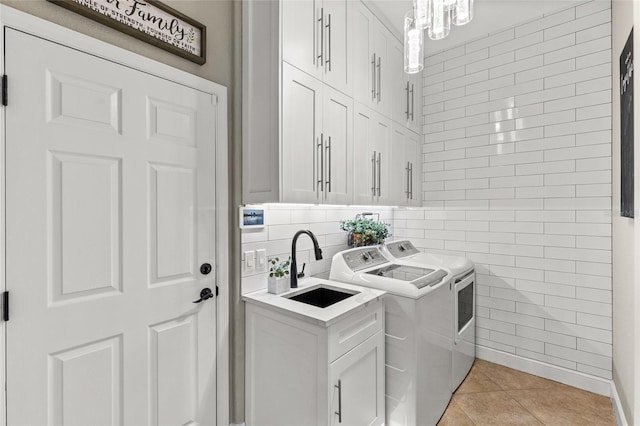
[365,264,449,289]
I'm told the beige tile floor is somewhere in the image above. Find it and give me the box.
[437,359,616,426]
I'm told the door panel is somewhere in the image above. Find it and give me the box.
[353,103,375,205]
[373,22,392,117]
[322,0,350,94]
[5,29,217,426]
[352,2,375,107]
[373,114,392,205]
[282,0,322,80]
[391,125,409,206]
[323,86,352,204]
[282,63,322,203]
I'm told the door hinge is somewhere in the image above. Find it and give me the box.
[2,75,7,106]
[2,291,8,322]
[216,286,219,297]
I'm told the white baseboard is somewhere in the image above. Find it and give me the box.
[476,346,612,396]
[610,381,629,426]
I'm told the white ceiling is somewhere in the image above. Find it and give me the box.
[363,0,605,55]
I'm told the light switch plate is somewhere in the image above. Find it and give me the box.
[256,249,267,271]
[244,250,255,271]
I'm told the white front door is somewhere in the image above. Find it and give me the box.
[5,28,218,425]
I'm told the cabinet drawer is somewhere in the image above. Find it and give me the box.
[328,300,384,362]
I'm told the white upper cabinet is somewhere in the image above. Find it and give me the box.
[391,124,422,207]
[353,103,391,205]
[391,40,423,134]
[352,2,392,116]
[282,63,353,204]
[282,0,351,94]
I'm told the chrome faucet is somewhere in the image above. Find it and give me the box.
[290,230,323,288]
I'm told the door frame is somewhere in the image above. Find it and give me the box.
[0,5,230,425]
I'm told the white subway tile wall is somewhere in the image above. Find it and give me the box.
[240,205,394,294]
[402,1,613,379]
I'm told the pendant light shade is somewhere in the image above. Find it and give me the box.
[428,0,451,41]
[404,11,424,74]
[453,0,474,26]
[413,0,431,29]
[444,0,456,10]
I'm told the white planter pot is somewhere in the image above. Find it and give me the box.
[268,276,290,295]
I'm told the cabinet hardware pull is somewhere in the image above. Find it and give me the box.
[326,13,332,71]
[377,56,382,102]
[371,53,376,101]
[410,162,413,199]
[317,134,324,193]
[326,136,331,193]
[335,379,342,423]
[371,151,376,197]
[406,161,410,198]
[410,83,415,121]
[377,151,381,196]
[405,81,410,120]
[317,8,324,67]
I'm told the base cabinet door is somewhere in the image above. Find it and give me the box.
[329,332,385,426]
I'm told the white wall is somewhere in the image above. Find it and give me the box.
[241,205,394,294]
[612,0,640,423]
[400,1,613,380]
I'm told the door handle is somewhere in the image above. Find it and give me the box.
[325,13,332,72]
[406,161,410,199]
[371,53,376,101]
[325,136,331,193]
[410,162,414,200]
[334,379,342,423]
[193,288,214,303]
[371,150,376,197]
[317,7,324,67]
[377,152,381,196]
[410,83,415,121]
[377,56,381,102]
[317,133,324,193]
[405,81,410,120]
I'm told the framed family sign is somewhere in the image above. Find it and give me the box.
[621,28,634,218]
[47,0,206,64]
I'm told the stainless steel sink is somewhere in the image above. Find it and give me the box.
[285,286,357,308]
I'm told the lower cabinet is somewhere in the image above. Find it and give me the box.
[246,300,385,426]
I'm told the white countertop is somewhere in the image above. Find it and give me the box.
[242,277,386,327]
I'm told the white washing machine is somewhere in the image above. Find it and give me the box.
[381,240,476,391]
[330,246,453,426]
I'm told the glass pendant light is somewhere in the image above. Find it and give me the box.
[413,0,431,30]
[444,0,456,10]
[404,11,424,74]
[428,0,451,40]
[453,0,474,26]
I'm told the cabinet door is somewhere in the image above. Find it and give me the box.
[322,0,350,94]
[282,63,323,203]
[323,85,353,204]
[282,0,324,80]
[390,124,409,206]
[408,72,423,134]
[353,103,376,205]
[329,332,385,426]
[407,130,422,206]
[390,40,410,126]
[373,22,393,117]
[373,113,392,205]
[351,2,375,108]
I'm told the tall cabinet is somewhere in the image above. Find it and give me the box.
[243,0,423,206]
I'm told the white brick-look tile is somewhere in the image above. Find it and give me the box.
[401,1,613,379]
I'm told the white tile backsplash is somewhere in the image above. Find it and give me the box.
[403,1,613,379]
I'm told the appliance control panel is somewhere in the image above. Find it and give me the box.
[342,247,389,271]
[386,240,420,258]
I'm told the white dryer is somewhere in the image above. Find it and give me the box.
[330,246,453,426]
[381,240,476,391]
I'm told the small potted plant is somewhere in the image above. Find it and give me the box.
[339,216,390,247]
[268,257,291,294]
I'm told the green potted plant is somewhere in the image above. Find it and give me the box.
[268,257,291,294]
[339,217,390,247]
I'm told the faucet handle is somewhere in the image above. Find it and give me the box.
[297,262,306,279]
